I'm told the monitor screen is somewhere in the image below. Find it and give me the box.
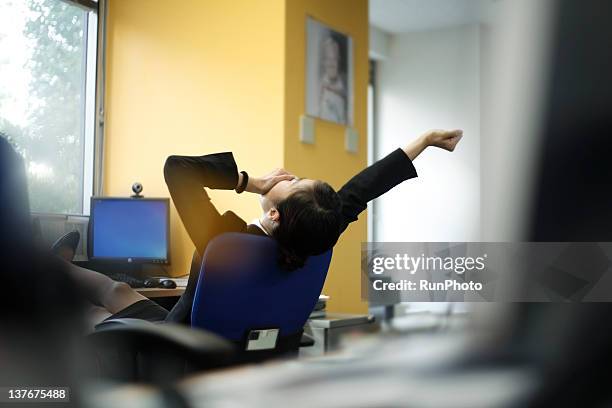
[90,198,169,263]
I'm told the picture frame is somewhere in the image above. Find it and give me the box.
[305,17,354,126]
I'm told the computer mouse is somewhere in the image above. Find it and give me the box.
[160,279,177,289]
[143,278,158,288]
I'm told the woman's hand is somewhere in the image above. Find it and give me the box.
[403,129,463,160]
[423,129,463,152]
[244,168,295,195]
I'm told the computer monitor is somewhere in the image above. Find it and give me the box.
[89,197,170,264]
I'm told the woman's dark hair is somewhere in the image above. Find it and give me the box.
[272,181,343,271]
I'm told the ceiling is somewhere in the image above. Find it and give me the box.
[370,0,492,34]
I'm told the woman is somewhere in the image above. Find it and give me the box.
[66,129,463,327]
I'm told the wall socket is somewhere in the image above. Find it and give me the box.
[345,128,358,153]
[299,115,315,144]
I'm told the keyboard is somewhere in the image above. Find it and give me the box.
[105,272,146,288]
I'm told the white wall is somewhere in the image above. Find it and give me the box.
[373,24,481,243]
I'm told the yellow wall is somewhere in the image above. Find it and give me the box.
[104,0,369,313]
[104,0,286,276]
[284,0,369,313]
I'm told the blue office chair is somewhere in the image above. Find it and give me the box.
[191,232,333,362]
[92,233,332,381]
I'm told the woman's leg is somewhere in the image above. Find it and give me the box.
[86,305,113,331]
[63,260,147,315]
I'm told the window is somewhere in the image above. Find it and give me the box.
[0,0,100,215]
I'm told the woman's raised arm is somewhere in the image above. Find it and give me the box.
[337,129,463,233]
[403,129,463,160]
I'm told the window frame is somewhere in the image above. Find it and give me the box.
[92,0,107,201]
[66,0,107,215]
[367,59,376,243]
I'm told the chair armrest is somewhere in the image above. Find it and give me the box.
[90,318,236,367]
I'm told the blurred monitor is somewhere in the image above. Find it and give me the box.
[89,197,170,264]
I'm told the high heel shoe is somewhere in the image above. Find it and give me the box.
[51,230,80,262]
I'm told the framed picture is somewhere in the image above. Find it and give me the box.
[306,17,353,126]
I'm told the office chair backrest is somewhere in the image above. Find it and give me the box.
[191,233,332,342]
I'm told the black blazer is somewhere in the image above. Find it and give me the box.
[163,149,418,323]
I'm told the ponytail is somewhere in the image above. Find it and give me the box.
[272,181,342,272]
[277,245,307,272]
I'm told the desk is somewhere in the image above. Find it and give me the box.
[135,286,185,298]
[135,285,186,310]
[301,313,377,357]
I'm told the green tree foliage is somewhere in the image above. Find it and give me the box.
[1,0,86,214]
